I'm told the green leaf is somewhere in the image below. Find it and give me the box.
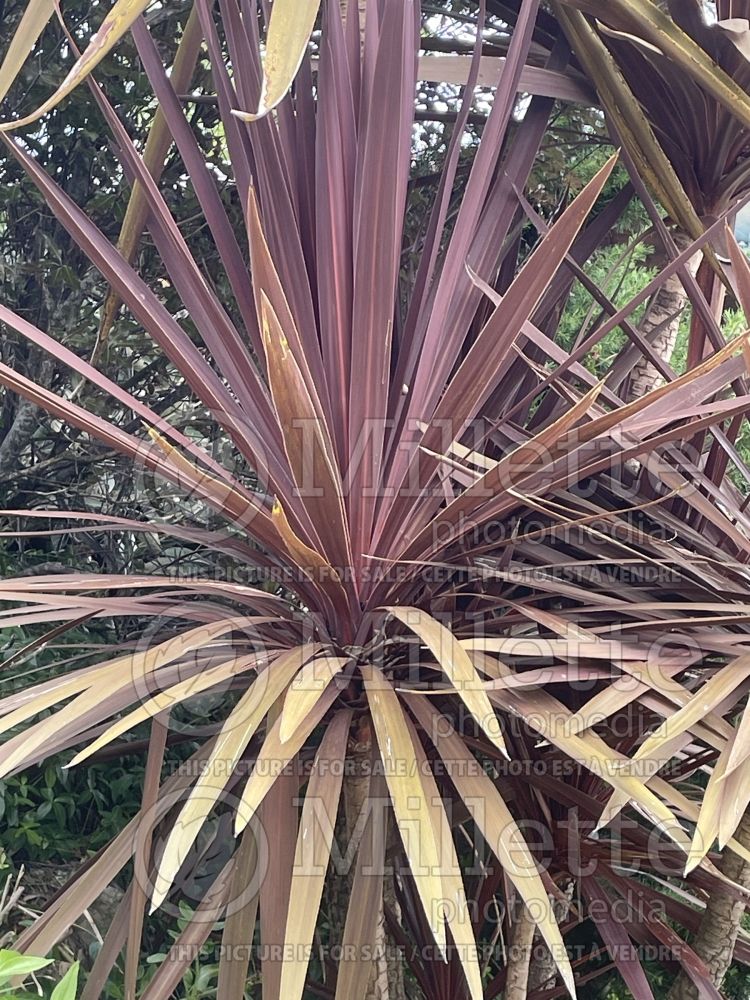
[50,962,80,1000]
[0,950,51,982]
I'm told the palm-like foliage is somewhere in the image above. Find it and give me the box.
[553,0,750,387]
[3,2,750,999]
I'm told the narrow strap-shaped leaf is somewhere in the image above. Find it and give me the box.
[260,292,352,573]
[581,877,655,1000]
[554,4,707,247]
[0,616,262,766]
[315,0,357,462]
[685,732,734,874]
[79,889,130,1000]
[246,184,331,416]
[216,825,260,1000]
[402,380,604,559]
[14,741,213,957]
[68,652,269,766]
[259,767,300,1000]
[0,300,239,488]
[382,154,617,558]
[279,656,350,743]
[125,712,170,1000]
[0,0,154,131]
[0,359,285,553]
[142,863,234,1000]
[147,428,272,534]
[0,0,56,105]
[235,678,342,835]
[96,5,204,355]
[480,663,694,855]
[347,0,417,564]
[130,14,262,358]
[596,0,750,131]
[427,154,616,441]
[233,0,321,120]
[402,713,483,1000]
[0,140,292,526]
[279,710,352,1000]
[405,692,576,999]
[361,664,448,956]
[151,645,317,910]
[628,655,750,766]
[383,606,507,756]
[271,498,350,622]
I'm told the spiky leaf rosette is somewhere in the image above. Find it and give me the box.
[3,2,750,998]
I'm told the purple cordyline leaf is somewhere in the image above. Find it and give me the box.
[219,0,263,110]
[426,157,615,438]
[216,825,259,1000]
[194,0,255,205]
[600,871,725,999]
[343,0,362,111]
[615,133,747,384]
[401,0,542,427]
[581,878,655,1000]
[347,0,417,571]
[0,136,302,526]
[259,292,352,577]
[374,37,579,558]
[505,195,750,433]
[0,509,277,570]
[514,183,680,393]
[375,157,616,568]
[141,863,234,1000]
[0,359,287,554]
[79,884,132,1000]
[466,263,623,408]
[293,53,319,291]
[535,181,635,322]
[13,740,214,956]
[130,16,263,360]
[315,0,358,463]
[0,612,98,673]
[444,33,573,335]
[493,401,750,563]
[72,59,291,493]
[0,138,241,427]
[0,302,241,488]
[124,714,170,1000]
[396,381,604,563]
[221,3,329,412]
[397,0,488,379]
[257,768,300,998]
[419,53,595,102]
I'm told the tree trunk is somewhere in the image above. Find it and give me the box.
[627,230,699,400]
[528,881,575,993]
[337,720,406,1000]
[667,811,750,1000]
[504,904,536,1000]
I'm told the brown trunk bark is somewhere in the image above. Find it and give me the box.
[627,230,699,400]
[504,905,536,1000]
[527,881,575,993]
[667,811,750,1000]
[339,721,406,1000]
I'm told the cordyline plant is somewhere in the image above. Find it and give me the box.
[4,1,750,999]
[552,0,750,398]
